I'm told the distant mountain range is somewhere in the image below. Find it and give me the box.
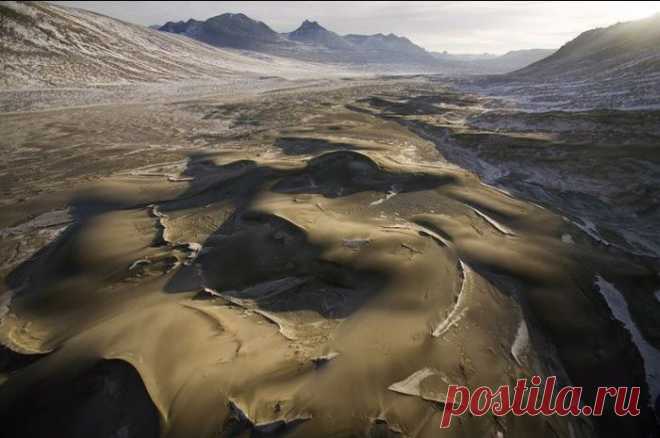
[433,49,555,74]
[156,13,559,72]
[159,14,440,65]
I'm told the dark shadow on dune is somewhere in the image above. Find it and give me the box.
[272,150,455,197]
[0,359,160,438]
[355,93,478,116]
[184,208,386,318]
[160,151,454,294]
[154,149,456,319]
[4,144,456,310]
[162,149,456,309]
[1,196,157,388]
[220,401,309,438]
[0,345,49,375]
[168,150,455,206]
[6,195,141,295]
[274,136,362,155]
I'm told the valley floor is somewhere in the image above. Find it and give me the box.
[0,77,659,438]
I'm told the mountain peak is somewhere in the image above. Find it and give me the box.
[288,19,352,50]
[160,11,280,50]
[208,12,260,24]
[293,19,326,33]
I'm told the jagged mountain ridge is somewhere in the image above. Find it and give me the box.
[157,12,560,72]
[159,14,439,65]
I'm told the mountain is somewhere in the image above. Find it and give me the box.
[463,14,660,110]
[344,33,436,64]
[431,49,555,74]
[474,49,555,73]
[0,2,324,89]
[159,18,200,34]
[159,15,440,67]
[288,20,352,50]
[432,52,499,62]
[159,13,288,51]
[156,12,556,70]
[511,13,660,81]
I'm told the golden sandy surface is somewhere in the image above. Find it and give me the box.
[0,78,658,437]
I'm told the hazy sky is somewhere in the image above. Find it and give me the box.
[50,1,660,53]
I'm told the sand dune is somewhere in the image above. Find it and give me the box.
[0,79,658,437]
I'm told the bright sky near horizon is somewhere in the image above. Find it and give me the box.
[50,1,660,54]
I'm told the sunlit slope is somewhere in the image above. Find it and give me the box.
[513,14,660,81]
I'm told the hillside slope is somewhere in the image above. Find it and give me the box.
[0,1,328,89]
[513,14,660,81]
[461,14,660,110]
